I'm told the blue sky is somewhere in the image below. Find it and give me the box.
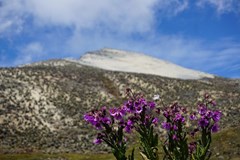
[0,0,239,78]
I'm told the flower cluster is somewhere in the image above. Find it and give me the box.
[84,97,160,139]
[84,89,160,160]
[161,103,189,159]
[162,103,187,132]
[124,91,160,160]
[84,105,129,160]
[121,96,159,133]
[84,107,109,130]
[195,105,221,131]
[189,95,222,137]
[83,90,222,160]
[189,94,222,159]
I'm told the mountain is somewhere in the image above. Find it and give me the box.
[78,48,214,79]
[26,48,214,79]
[0,49,240,159]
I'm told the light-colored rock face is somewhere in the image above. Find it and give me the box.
[22,59,83,68]
[78,48,214,79]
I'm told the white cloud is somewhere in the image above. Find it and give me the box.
[156,0,188,16]
[1,0,158,33]
[150,37,240,75]
[14,42,45,65]
[0,0,24,36]
[0,0,191,35]
[197,0,240,14]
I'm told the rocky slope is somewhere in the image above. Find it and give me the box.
[0,55,239,158]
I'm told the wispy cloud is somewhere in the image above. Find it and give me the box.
[197,0,240,14]
[156,0,189,16]
[0,0,24,36]
[14,42,45,65]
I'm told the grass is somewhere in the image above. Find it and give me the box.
[0,151,162,160]
[1,127,239,160]
[0,153,114,160]
[0,139,161,160]
[210,126,240,160]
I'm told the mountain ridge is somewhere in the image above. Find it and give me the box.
[24,48,214,80]
[79,48,215,79]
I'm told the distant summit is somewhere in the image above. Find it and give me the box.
[78,48,214,79]
[23,48,214,79]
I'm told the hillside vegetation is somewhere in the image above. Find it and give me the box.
[0,60,239,159]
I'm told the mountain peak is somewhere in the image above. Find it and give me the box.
[79,48,214,79]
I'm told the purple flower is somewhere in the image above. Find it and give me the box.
[162,122,171,130]
[125,125,133,133]
[127,119,134,126]
[174,113,185,123]
[206,110,213,118]
[163,111,169,118]
[119,107,126,116]
[109,108,124,120]
[124,118,135,133]
[115,114,123,120]
[101,117,111,125]
[172,105,180,114]
[152,117,159,126]
[126,100,135,113]
[212,111,221,122]
[173,125,178,131]
[84,114,95,123]
[95,122,102,130]
[134,101,141,107]
[148,101,156,110]
[101,106,107,113]
[198,118,209,128]
[135,105,143,114]
[211,123,220,133]
[198,105,207,116]
[189,113,197,121]
[139,98,147,106]
[121,105,128,113]
[93,133,104,144]
[188,142,196,154]
[109,108,118,116]
[172,134,179,141]
[84,113,101,127]
[144,115,150,124]
[93,138,102,144]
